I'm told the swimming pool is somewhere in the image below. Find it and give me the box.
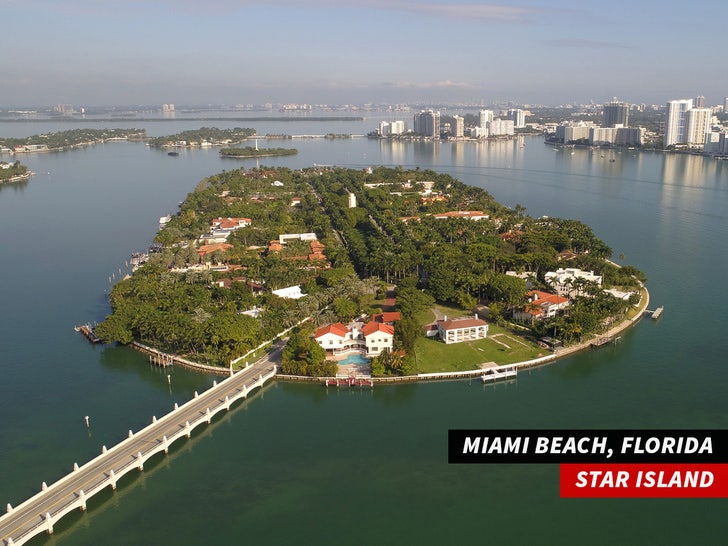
[338,353,371,366]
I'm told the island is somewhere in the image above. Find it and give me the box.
[0,128,146,154]
[220,147,298,158]
[95,166,648,380]
[147,127,256,148]
[0,160,32,183]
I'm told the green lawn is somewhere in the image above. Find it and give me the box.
[414,323,545,373]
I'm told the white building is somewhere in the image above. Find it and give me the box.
[452,115,464,138]
[361,322,394,356]
[436,316,488,344]
[379,120,406,136]
[272,285,305,299]
[479,110,494,130]
[544,268,603,298]
[664,99,693,146]
[685,108,712,147]
[507,108,526,128]
[487,119,515,136]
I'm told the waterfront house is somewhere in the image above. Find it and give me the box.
[436,316,488,344]
[544,267,603,297]
[513,290,570,322]
[315,320,395,357]
[361,322,394,356]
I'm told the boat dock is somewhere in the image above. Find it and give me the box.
[74,324,101,344]
[481,367,517,383]
[324,376,373,388]
[644,306,664,319]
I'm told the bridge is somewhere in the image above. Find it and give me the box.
[0,349,280,546]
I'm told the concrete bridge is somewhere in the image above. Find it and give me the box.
[0,351,279,546]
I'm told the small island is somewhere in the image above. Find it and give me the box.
[147,127,256,149]
[95,166,648,380]
[0,128,146,154]
[0,160,32,183]
[220,146,298,158]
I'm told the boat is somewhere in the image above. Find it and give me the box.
[167,151,179,157]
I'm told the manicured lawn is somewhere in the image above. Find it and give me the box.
[414,323,545,373]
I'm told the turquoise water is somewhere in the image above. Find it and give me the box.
[338,352,370,366]
[1,121,728,545]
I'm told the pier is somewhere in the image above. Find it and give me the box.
[74,324,101,344]
[0,352,278,546]
[481,367,517,383]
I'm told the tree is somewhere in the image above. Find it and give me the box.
[281,330,327,376]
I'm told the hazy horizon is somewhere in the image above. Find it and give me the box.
[4,0,727,108]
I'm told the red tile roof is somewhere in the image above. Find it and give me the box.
[373,312,401,323]
[527,290,569,305]
[315,322,350,339]
[361,322,395,337]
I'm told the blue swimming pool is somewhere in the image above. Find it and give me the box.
[338,353,371,366]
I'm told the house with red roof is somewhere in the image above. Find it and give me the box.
[360,322,394,356]
[372,312,401,324]
[513,290,570,322]
[315,320,395,357]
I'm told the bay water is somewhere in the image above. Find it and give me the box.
[1,116,727,545]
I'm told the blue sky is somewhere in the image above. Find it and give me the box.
[3,0,726,107]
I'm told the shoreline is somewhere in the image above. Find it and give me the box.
[128,284,651,383]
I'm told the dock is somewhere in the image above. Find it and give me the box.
[481,367,517,383]
[74,324,101,344]
[651,306,664,319]
[324,376,373,388]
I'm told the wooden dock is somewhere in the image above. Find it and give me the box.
[651,306,664,319]
[74,324,101,344]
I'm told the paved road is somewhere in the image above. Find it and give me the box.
[0,348,280,545]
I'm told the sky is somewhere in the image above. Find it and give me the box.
[2,0,727,107]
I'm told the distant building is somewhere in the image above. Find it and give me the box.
[694,95,705,108]
[603,101,629,128]
[487,119,514,136]
[664,99,693,146]
[685,108,712,147]
[507,109,526,128]
[479,109,494,130]
[379,120,406,136]
[413,110,440,138]
[452,115,464,138]
[348,192,357,208]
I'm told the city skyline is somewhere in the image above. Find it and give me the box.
[3,0,727,107]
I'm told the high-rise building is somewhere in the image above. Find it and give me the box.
[507,109,525,128]
[378,120,406,136]
[664,99,693,146]
[603,101,629,128]
[724,97,728,112]
[413,110,440,138]
[685,108,712,146]
[694,95,705,108]
[487,119,515,136]
[452,115,464,138]
[479,110,494,130]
